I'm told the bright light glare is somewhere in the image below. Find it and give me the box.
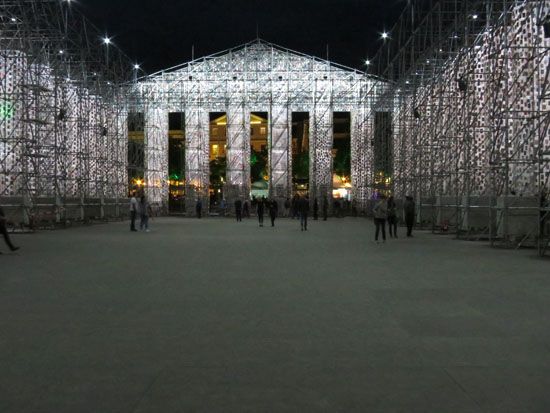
[381,32,389,39]
[133,64,140,70]
[365,59,371,66]
[103,36,111,45]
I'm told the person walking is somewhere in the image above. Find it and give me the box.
[404,195,416,237]
[387,195,398,238]
[251,196,258,216]
[269,199,279,227]
[196,198,202,219]
[139,195,153,232]
[243,200,250,218]
[299,195,309,231]
[334,199,341,218]
[373,195,388,243]
[257,196,265,227]
[313,198,319,220]
[352,199,358,217]
[130,192,139,232]
[322,195,328,221]
[291,194,299,219]
[0,205,20,254]
[235,199,242,222]
[220,198,227,217]
[284,198,291,218]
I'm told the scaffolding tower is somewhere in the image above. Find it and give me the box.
[368,0,550,256]
[0,0,133,228]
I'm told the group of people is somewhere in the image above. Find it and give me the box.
[126,191,418,239]
[233,195,311,230]
[285,195,329,221]
[129,192,153,232]
[372,195,416,243]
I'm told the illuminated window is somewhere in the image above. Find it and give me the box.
[260,127,266,135]
[212,144,219,157]
[212,127,218,136]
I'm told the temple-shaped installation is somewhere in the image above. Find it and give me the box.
[130,40,380,212]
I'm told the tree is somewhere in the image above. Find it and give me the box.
[292,152,309,179]
[209,157,226,188]
[250,147,268,182]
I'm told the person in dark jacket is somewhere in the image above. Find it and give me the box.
[334,199,341,218]
[243,200,250,218]
[196,198,202,219]
[322,195,328,221]
[299,195,309,231]
[235,199,242,222]
[257,197,265,227]
[284,198,291,217]
[0,205,20,253]
[313,198,319,220]
[387,196,398,238]
[269,199,279,227]
[352,199,358,217]
[291,194,299,219]
[404,195,416,237]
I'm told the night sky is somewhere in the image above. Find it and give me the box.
[80,0,407,74]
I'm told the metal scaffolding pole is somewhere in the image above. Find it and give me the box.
[0,0,133,229]
[367,0,550,256]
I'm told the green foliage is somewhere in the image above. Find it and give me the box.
[210,157,226,188]
[0,100,14,120]
[250,147,268,182]
[292,152,309,179]
[333,140,351,178]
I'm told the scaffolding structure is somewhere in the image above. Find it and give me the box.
[0,0,132,228]
[369,0,550,255]
[130,39,381,214]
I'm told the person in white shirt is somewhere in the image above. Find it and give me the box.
[129,192,139,232]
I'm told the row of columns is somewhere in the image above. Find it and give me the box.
[143,106,369,213]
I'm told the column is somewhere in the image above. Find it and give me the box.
[309,100,333,204]
[269,104,291,200]
[226,105,250,203]
[144,106,168,209]
[351,106,370,211]
[184,106,209,215]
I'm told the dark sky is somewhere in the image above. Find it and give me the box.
[79,0,407,74]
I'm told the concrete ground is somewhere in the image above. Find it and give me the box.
[1,216,549,413]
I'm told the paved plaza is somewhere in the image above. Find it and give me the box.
[1,217,550,412]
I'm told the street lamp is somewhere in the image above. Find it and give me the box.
[103,35,111,68]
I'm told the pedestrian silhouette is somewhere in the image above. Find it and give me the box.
[269,199,278,227]
[0,205,20,253]
[235,199,242,222]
